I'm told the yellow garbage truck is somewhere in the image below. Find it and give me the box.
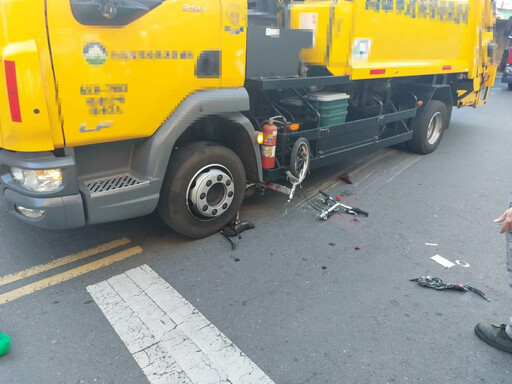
[0,0,496,238]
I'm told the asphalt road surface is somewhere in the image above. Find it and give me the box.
[1,83,511,384]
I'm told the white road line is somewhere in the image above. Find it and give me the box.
[358,174,385,194]
[385,157,421,184]
[87,265,275,384]
[347,150,395,178]
[351,170,376,188]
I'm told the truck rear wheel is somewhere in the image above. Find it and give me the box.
[158,142,246,239]
[408,100,447,154]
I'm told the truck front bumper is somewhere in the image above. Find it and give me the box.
[0,150,85,229]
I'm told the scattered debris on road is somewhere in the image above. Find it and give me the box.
[430,254,455,269]
[0,332,11,357]
[220,214,255,251]
[410,276,490,302]
[339,173,353,184]
[318,190,369,221]
[425,243,438,246]
[455,260,471,268]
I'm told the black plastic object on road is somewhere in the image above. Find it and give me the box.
[220,218,255,251]
[410,276,490,302]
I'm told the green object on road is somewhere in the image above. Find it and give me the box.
[0,332,11,356]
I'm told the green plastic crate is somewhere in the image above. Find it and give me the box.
[317,101,349,114]
[308,92,349,126]
[320,110,348,126]
[0,332,11,357]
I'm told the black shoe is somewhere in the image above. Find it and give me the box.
[475,323,512,353]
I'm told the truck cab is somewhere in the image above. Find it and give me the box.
[0,0,258,236]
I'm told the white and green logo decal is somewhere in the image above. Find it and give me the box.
[83,42,107,65]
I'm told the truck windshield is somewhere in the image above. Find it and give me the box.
[70,0,163,26]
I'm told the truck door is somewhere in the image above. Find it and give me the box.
[45,0,222,147]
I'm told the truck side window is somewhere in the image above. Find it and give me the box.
[70,0,162,26]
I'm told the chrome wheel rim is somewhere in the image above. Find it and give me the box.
[427,112,443,145]
[188,165,235,220]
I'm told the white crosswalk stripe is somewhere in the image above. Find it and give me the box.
[87,265,275,384]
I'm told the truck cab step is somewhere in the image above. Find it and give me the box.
[83,173,149,197]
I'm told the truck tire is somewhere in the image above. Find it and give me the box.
[408,100,447,154]
[158,142,246,239]
[508,83,512,90]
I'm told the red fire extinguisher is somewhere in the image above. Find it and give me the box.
[261,119,278,169]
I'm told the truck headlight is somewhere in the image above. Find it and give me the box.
[10,167,63,192]
[506,65,512,74]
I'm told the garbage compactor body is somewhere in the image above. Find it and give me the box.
[289,0,495,105]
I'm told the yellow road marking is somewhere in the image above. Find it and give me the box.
[0,238,131,287]
[0,246,143,305]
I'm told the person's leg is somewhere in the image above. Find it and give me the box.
[505,196,512,338]
[475,195,512,353]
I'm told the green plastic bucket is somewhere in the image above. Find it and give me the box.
[0,332,11,357]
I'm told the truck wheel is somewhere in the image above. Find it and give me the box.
[158,142,246,239]
[508,83,512,90]
[408,100,447,154]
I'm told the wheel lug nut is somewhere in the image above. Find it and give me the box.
[222,203,228,209]
[206,180,212,187]
[200,193,206,200]
[228,191,233,198]
[212,209,218,216]
[202,205,208,212]
[226,180,231,186]
[217,175,223,181]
